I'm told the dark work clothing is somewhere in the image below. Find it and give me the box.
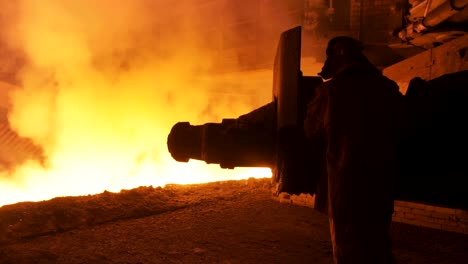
[304,61,403,264]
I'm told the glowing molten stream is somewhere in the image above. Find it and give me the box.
[0,0,273,207]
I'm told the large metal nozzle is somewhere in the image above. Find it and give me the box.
[167,122,203,163]
[166,26,323,196]
[167,103,276,169]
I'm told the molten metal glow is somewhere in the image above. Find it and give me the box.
[0,1,274,207]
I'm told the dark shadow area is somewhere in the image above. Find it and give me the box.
[396,70,468,209]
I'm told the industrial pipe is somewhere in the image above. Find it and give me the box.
[407,0,447,22]
[416,0,468,31]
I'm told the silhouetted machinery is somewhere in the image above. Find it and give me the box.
[168,27,323,195]
[168,26,468,210]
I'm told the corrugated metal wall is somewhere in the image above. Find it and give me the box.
[0,107,45,171]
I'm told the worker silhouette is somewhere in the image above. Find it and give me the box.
[304,36,403,264]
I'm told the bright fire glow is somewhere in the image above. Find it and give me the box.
[0,1,280,207]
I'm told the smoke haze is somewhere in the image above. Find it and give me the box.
[0,0,305,206]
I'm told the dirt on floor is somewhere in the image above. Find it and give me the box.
[0,177,467,264]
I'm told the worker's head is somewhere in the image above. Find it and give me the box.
[318,36,366,80]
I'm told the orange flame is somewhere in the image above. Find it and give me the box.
[0,1,276,207]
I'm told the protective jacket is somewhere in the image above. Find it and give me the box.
[304,60,403,264]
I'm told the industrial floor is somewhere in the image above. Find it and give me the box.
[0,178,467,264]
